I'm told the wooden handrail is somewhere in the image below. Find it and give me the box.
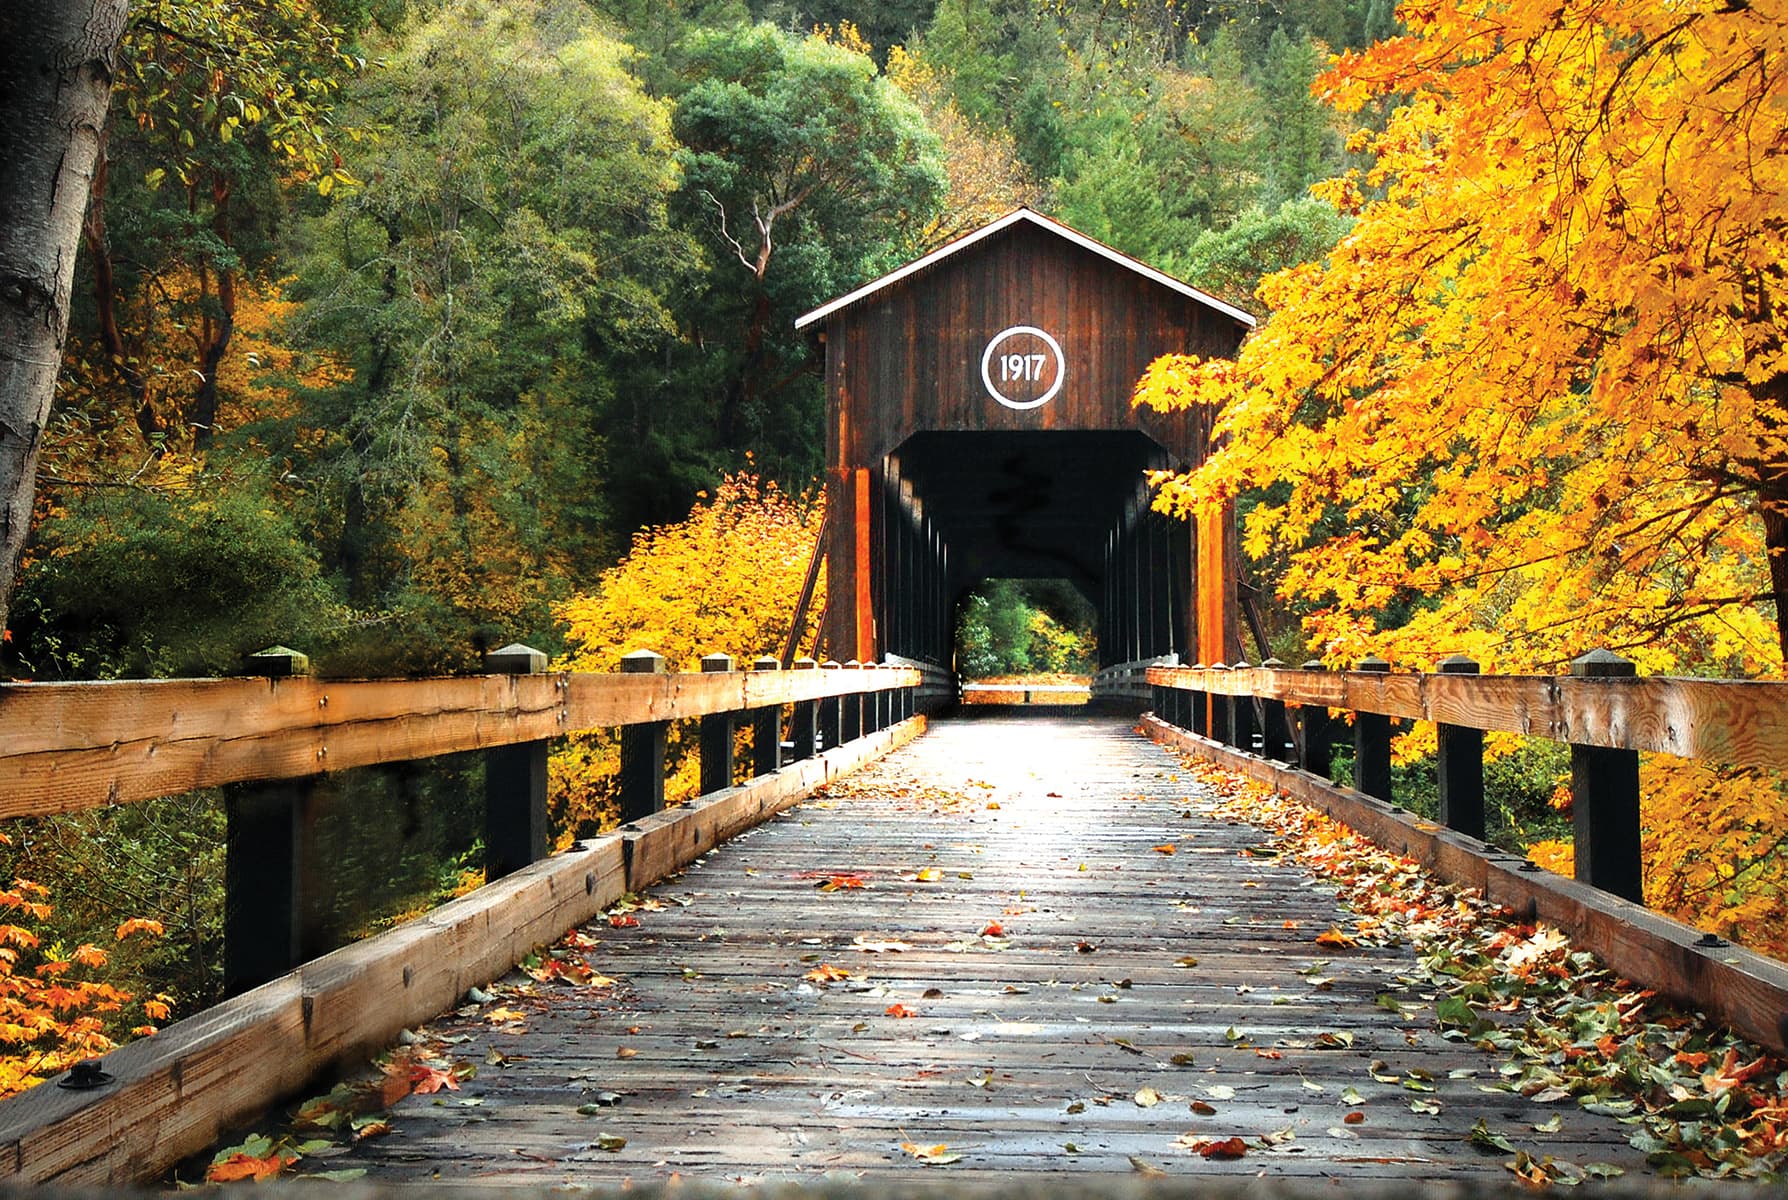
[1147,664,1788,770]
[0,666,921,821]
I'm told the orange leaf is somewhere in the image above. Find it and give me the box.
[980,921,1004,937]
[207,1153,292,1182]
[1314,928,1358,948]
[409,1063,459,1094]
[608,914,640,928]
[1344,1111,1365,1124]
[1198,1137,1248,1159]
[1152,843,1177,855]
[115,918,164,940]
[885,1003,918,1018]
[803,963,851,984]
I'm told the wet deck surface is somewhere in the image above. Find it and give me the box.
[318,711,1654,1186]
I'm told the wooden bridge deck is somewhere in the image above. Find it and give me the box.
[295,711,1658,1186]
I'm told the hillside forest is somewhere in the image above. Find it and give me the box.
[2,0,1787,1089]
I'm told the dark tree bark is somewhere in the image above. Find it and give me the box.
[0,0,129,636]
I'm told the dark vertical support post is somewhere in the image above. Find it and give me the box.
[484,642,549,879]
[1209,663,1231,746]
[226,646,313,995]
[1260,658,1291,762]
[1298,660,1333,780]
[790,657,819,761]
[1435,654,1485,839]
[699,652,736,794]
[619,650,668,821]
[224,781,310,996]
[869,663,887,732]
[1353,655,1393,801]
[1569,649,1643,904]
[1229,660,1257,753]
[752,656,782,776]
[843,661,863,741]
[820,661,843,749]
[1190,666,1208,737]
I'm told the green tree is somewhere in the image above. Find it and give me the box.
[664,23,945,483]
[289,0,692,666]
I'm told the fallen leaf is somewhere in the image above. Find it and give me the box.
[900,1141,962,1165]
[1189,1100,1217,1115]
[980,921,1004,937]
[207,1153,293,1182]
[1174,956,1200,968]
[913,868,943,883]
[485,1006,527,1024]
[1176,1135,1248,1159]
[1153,844,1177,855]
[1128,1155,1168,1176]
[409,1063,460,1094]
[615,1047,638,1059]
[608,914,640,929]
[885,1003,918,1018]
[1343,1111,1365,1125]
[804,963,851,984]
[1134,1086,1163,1107]
[596,1134,626,1152]
[1314,928,1358,949]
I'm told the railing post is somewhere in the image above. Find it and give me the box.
[1190,665,1208,736]
[843,661,864,741]
[225,645,314,996]
[1298,660,1332,779]
[1435,654,1485,839]
[752,656,782,776]
[1209,663,1231,746]
[1353,655,1393,801]
[790,657,819,761]
[1260,658,1291,762]
[618,650,668,822]
[1229,660,1257,753]
[1570,649,1644,904]
[699,653,736,794]
[820,661,843,749]
[483,642,550,880]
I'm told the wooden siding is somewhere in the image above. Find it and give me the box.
[823,222,1242,470]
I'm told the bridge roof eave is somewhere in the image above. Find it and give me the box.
[793,206,1258,333]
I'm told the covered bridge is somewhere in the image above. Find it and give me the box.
[796,207,1255,678]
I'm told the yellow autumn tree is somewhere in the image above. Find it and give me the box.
[1135,0,1788,954]
[550,474,825,836]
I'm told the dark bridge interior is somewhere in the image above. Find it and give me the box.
[877,430,1188,670]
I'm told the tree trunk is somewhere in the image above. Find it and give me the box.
[0,0,128,637]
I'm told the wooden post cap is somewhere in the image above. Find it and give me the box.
[619,649,668,674]
[844,659,863,669]
[485,643,547,674]
[1437,654,1480,674]
[1301,659,1326,671]
[243,646,310,676]
[1191,662,1207,671]
[752,656,780,671]
[792,657,818,670]
[700,653,735,673]
[1262,658,1286,669]
[1571,648,1636,677]
[1209,661,1229,671]
[1357,655,1391,672]
[1232,659,1254,671]
[821,660,841,670]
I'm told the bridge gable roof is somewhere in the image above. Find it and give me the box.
[794,207,1256,332]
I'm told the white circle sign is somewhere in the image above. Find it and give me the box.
[981,325,1065,410]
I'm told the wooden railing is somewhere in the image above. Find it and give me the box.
[1090,654,1178,701]
[1144,652,1788,1055]
[0,644,933,992]
[0,644,939,1184]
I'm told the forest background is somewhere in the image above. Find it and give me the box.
[3,0,1785,1091]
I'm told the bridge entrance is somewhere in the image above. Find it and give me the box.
[796,208,1255,678]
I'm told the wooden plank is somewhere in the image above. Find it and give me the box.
[1149,667,1788,769]
[1144,716,1788,1055]
[278,711,1658,1187]
[0,668,920,819]
[0,705,928,1186]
